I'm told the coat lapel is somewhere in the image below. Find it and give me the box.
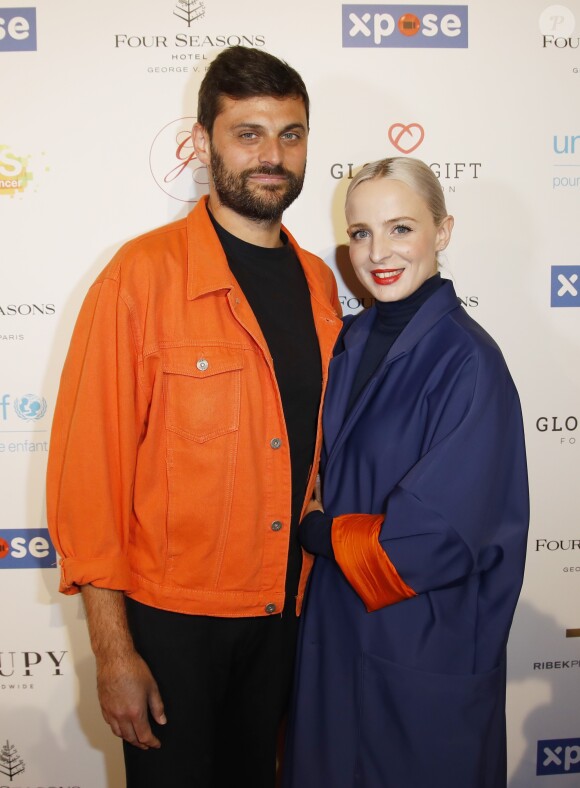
[324,280,461,468]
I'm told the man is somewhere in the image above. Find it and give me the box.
[47,46,341,787]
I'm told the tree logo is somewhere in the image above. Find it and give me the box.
[174,0,206,26]
[0,740,25,782]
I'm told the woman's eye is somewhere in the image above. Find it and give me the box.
[393,224,411,235]
[350,229,370,240]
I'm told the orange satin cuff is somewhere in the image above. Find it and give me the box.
[331,513,417,612]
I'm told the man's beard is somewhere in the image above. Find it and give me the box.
[209,148,305,223]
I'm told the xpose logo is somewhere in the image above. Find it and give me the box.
[0,7,37,52]
[342,4,468,48]
[537,738,580,775]
[0,529,56,569]
[551,266,580,306]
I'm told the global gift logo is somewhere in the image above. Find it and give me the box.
[388,122,425,154]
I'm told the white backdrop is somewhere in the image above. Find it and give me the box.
[1,1,579,785]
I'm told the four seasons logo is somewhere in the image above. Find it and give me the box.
[173,0,206,25]
[0,740,25,781]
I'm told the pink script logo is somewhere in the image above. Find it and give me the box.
[149,116,209,203]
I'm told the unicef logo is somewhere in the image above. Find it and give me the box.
[13,394,47,422]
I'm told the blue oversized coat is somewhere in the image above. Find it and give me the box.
[283,280,529,788]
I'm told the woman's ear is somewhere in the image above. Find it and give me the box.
[436,215,454,252]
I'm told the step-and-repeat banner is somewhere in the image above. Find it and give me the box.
[1,0,579,785]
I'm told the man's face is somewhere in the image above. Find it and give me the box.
[205,95,308,223]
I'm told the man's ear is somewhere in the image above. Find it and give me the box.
[192,122,210,165]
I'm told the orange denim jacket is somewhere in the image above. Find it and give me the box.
[47,197,341,617]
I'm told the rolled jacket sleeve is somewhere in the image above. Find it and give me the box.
[47,270,147,594]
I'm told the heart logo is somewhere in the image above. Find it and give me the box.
[388,123,425,154]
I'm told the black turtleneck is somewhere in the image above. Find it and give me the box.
[299,272,445,560]
[345,273,444,413]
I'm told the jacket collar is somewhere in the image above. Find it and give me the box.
[184,196,339,365]
[186,196,237,301]
[185,196,337,318]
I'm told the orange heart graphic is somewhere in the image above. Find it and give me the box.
[388,123,425,154]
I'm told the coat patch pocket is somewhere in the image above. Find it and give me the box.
[163,348,243,443]
[356,653,505,788]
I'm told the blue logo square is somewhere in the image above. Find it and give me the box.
[0,529,56,568]
[551,266,580,307]
[537,738,580,775]
[0,8,37,52]
[342,5,468,48]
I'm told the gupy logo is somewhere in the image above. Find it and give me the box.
[342,4,468,48]
[537,738,580,775]
[551,266,580,307]
[0,8,37,52]
[0,529,56,569]
[388,122,425,153]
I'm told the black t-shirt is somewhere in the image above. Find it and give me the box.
[210,213,322,602]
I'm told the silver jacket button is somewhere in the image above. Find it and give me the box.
[270,438,282,449]
[265,603,277,614]
[196,358,209,372]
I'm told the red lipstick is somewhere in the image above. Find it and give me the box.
[371,268,404,286]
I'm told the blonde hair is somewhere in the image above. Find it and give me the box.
[346,157,448,227]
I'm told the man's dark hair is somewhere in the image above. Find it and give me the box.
[197,46,310,136]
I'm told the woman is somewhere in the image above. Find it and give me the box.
[282,158,529,788]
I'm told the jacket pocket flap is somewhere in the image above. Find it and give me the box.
[163,348,244,379]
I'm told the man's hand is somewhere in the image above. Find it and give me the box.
[304,497,324,516]
[96,649,166,750]
[81,585,167,749]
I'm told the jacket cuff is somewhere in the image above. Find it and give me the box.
[331,513,417,612]
[59,555,135,595]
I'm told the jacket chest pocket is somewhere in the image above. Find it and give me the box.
[163,349,243,443]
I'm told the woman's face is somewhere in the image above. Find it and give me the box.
[345,177,453,302]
